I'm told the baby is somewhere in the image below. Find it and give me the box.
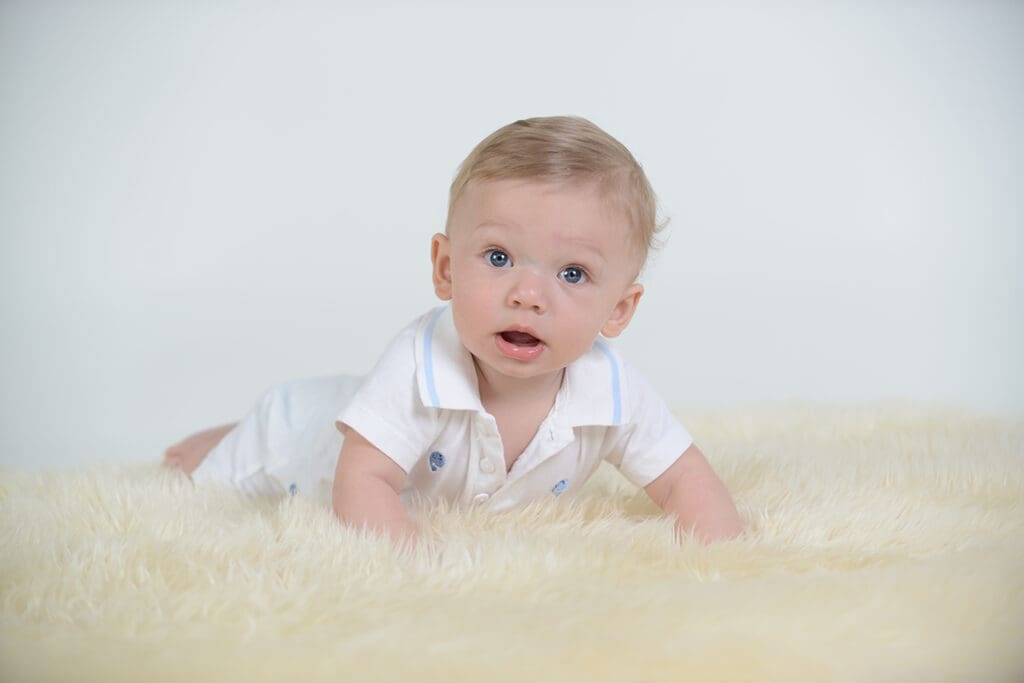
[164,116,742,545]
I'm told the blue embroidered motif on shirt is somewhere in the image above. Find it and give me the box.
[289,483,298,497]
[429,451,446,471]
[551,479,568,496]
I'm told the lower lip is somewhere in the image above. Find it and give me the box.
[494,334,546,361]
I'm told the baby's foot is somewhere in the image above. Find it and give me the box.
[162,423,236,476]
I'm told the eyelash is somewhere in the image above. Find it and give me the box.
[559,266,588,285]
[483,249,589,285]
[485,249,511,268]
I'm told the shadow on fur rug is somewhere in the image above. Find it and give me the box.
[1,404,1022,682]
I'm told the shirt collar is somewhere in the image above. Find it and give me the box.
[413,305,629,427]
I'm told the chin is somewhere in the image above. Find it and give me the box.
[476,355,556,381]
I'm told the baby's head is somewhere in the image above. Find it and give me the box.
[445,116,661,270]
[431,116,661,383]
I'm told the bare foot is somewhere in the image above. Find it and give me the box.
[163,423,237,475]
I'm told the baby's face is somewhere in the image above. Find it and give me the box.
[431,179,644,384]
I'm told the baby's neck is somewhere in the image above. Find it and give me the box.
[473,362,565,472]
[473,362,564,411]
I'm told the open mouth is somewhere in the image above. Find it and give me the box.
[494,329,546,361]
[499,330,541,347]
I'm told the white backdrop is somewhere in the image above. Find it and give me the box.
[2,1,1022,469]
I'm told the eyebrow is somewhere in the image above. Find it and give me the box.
[473,222,607,265]
[471,220,519,235]
[562,239,606,264]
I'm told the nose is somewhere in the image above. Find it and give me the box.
[506,270,548,314]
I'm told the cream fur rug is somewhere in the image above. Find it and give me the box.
[1,404,1022,682]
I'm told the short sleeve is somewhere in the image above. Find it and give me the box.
[335,321,440,474]
[603,363,693,488]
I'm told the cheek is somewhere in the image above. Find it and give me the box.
[451,256,486,289]
[564,294,616,336]
[550,303,591,335]
[454,266,488,294]
[452,271,496,316]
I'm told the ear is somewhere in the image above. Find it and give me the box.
[601,283,644,338]
[430,233,453,301]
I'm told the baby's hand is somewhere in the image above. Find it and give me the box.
[644,444,742,544]
[332,429,416,546]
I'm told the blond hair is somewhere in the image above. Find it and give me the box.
[446,116,662,260]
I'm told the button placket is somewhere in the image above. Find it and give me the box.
[480,414,506,482]
[469,415,503,503]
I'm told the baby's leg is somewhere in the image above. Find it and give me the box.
[163,423,238,475]
[178,376,361,503]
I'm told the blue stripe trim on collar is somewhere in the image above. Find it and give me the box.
[594,340,622,425]
[422,306,447,407]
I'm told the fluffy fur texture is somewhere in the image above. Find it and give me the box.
[1,404,1022,682]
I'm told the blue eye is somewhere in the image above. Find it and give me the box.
[487,250,510,268]
[559,266,587,284]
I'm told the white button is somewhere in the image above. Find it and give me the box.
[479,459,495,473]
[472,493,490,503]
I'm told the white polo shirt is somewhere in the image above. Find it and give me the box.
[337,306,693,512]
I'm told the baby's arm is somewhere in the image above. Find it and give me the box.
[644,444,742,544]
[332,429,416,547]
